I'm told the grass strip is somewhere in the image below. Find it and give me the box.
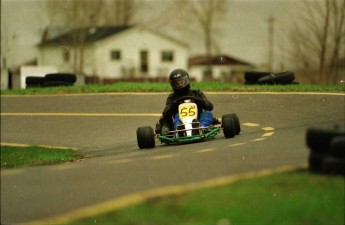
[1,146,82,168]
[70,170,344,225]
[1,82,344,95]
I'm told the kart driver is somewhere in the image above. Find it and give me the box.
[158,68,214,132]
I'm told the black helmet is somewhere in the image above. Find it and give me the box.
[169,68,190,94]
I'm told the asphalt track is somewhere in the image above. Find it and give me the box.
[1,92,344,224]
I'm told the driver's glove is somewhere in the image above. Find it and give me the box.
[196,98,206,107]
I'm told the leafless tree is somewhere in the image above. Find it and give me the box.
[103,0,140,26]
[187,0,228,57]
[287,0,345,84]
[147,0,229,57]
[45,0,106,75]
[145,0,229,79]
[44,0,140,76]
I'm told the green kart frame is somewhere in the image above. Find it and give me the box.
[136,113,240,150]
[157,126,221,145]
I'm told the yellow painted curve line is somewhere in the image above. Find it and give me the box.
[0,113,161,117]
[23,165,306,225]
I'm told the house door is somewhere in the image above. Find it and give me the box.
[140,50,149,74]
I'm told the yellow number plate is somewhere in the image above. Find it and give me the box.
[178,103,198,119]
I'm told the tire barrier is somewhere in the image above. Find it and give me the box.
[25,76,46,88]
[306,125,345,175]
[244,71,298,85]
[26,73,77,88]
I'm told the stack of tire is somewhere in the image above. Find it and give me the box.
[244,71,298,85]
[306,125,345,175]
[26,73,77,88]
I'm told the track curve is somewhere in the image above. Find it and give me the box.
[1,92,344,224]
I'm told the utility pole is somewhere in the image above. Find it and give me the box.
[267,15,275,71]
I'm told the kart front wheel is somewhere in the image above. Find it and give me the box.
[137,126,155,149]
[222,115,236,138]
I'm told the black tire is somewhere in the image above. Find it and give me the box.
[244,71,272,82]
[225,113,241,135]
[26,84,41,88]
[306,127,345,154]
[45,73,77,83]
[258,71,295,85]
[136,126,155,149]
[26,76,46,85]
[322,157,345,175]
[244,80,258,85]
[308,153,325,173]
[43,81,74,87]
[330,136,345,158]
[222,115,236,138]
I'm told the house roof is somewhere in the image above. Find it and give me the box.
[38,25,188,47]
[189,55,255,67]
[39,26,132,46]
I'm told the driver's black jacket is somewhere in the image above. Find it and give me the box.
[162,89,213,121]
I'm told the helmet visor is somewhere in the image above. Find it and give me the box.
[170,76,189,90]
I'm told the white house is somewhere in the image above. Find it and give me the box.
[38,25,189,83]
[188,55,255,82]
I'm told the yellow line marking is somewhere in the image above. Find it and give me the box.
[105,159,134,164]
[24,165,306,225]
[228,143,246,147]
[242,123,260,127]
[262,132,275,137]
[151,154,176,160]
[51,164,81,171]
[0,113,161,117]
[1,169,25,176]
[0,142,78,150]
[251,138,266,142]
[196,148,216,153]
[262,127,275,131]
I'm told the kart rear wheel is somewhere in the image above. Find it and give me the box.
[137,126,155,149]
[229,113,241,135]
[222,115,236,138]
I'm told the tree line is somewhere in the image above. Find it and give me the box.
[44,0,344,84]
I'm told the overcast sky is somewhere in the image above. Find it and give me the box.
[1,0,300,69]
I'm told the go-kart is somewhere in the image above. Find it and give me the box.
[136,96,241,149]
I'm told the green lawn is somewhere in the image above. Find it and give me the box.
[1,146,81,168]
[1,82,344,95]
[70,170,344,225]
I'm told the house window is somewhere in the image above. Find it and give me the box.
[161,51,174,62]
[63,50,70,62]
[110,50,121,60]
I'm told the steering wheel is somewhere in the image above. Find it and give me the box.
[173,95,203,107]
